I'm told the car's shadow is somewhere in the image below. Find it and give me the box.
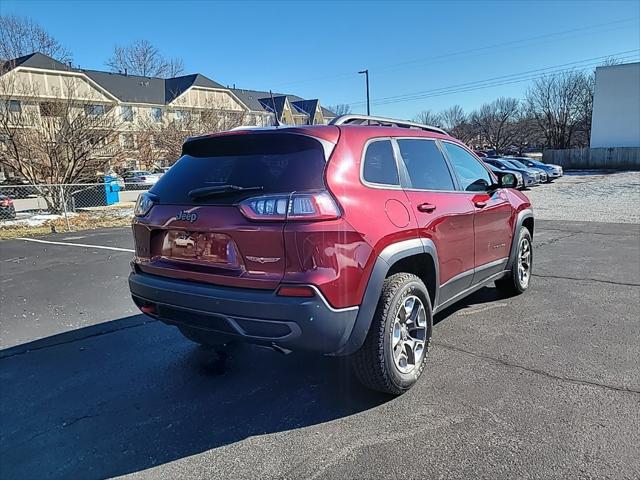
[0,287,505,479]
[0,315,388,479]
[433,285,508,325]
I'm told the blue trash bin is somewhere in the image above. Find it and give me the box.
[104,175,121,205]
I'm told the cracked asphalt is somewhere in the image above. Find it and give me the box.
[0,219,639,479]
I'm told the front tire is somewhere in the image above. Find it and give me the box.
[495,227,532,295]
[352,273,433,395]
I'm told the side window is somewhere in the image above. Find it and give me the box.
[362,140,399,186]
[397,139,455,191]
[443,142,493,192]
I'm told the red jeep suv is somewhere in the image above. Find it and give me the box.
[129,115,533,394]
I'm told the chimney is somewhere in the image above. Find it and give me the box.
[124,68,128,76]
[67,61,72,70]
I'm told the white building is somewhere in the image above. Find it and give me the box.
[590,62,640,148]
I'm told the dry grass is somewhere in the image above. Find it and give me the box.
[0,209,133,240]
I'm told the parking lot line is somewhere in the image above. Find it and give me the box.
[16,237,134,253]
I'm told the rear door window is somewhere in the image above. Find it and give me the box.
[362,140,399,186]
[397,139,455,191]
[150,133,327,204]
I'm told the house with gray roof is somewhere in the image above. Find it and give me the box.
[0,52,336,172]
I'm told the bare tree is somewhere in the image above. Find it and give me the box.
[106,40,184,78]
[136,106,246,167]
[437,105,478,143]
[413,110,442,126]
[510,112,543,155]
[525,71,592,149]
[0,73,124,212]
[0,14,72,63]
[439,105,466,131]
[328,104,351,116]
[470,97,520,153]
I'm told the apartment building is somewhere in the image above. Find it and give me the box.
[0,52,335,176]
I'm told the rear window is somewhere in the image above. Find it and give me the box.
[150,133,327,204]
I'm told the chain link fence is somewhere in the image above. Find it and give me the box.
[0,182,150,235]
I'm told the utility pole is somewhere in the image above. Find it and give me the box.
[358,69,370,116]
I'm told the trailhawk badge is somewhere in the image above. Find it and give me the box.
[175,211,198,223]
[246,256,281,264]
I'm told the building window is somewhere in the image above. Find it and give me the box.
[120,133,134,149]
[121,106,134,122]
[84,104,105,116]
[175,110,189,122]
[151,107,163,122]
[7,100,22,113]
[40,102,64,117]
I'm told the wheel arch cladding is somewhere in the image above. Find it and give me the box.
[332,238,439,356]
[507,209,534,269]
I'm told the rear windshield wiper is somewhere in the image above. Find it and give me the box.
[188,184,263,200]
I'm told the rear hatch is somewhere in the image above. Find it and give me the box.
[132,130,337,290]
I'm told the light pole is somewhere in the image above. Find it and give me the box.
[358,69,370,116]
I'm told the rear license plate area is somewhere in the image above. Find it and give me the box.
[162,230,240,267]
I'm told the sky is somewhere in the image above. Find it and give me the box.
[2,0,639,119]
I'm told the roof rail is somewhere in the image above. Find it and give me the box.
[329,114,447,135]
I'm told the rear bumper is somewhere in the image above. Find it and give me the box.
[128,271,359,355]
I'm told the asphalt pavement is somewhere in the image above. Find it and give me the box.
[0,221,639,479]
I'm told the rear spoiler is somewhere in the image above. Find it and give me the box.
[182,130,337,162]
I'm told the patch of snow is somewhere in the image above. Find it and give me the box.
[0,213,73,227]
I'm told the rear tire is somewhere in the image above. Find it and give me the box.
[352,273,432,395]
[495,227,532,295]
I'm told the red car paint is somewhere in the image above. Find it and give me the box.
[131,124,530,309]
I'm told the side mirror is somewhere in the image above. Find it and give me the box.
[498,172,518,189]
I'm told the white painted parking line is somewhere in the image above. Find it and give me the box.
[16,237,134,253]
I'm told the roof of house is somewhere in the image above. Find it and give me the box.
[291,99,318,117]
[2,52,72,72]
[1,52,74,76]
[231,88,335,117]
[83,70,167,104]
[2,53,337,115]
[164,73,224,102]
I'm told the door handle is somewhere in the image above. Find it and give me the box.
[474,201,487,208]
[417,202,436,213]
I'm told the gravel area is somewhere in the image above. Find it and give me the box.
[525,171,640,223]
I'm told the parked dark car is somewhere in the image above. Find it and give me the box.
[0,194,16,219]
[510,157,563,181]
[129,115,534,395]
[485,163,523,189]
[484,158,538,187]
[0,179,38,198]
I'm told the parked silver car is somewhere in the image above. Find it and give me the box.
[122,170,162,189]
[501,158,548,183]
[511,157,563,180]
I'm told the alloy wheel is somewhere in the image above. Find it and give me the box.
[518,236,532,287]
[391,295,427,374]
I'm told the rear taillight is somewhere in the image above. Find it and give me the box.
[239,191,340,222]
[0,198,11,207]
